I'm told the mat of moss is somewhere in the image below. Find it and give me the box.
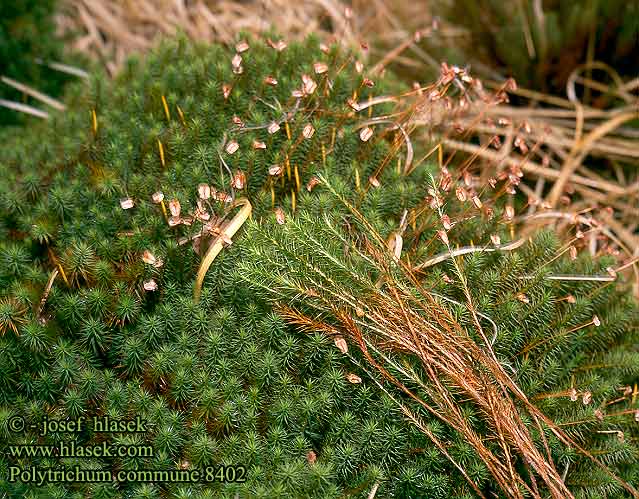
[0,35,637,498]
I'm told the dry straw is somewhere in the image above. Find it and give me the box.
[275,171,638,498]
[56,0,432,75]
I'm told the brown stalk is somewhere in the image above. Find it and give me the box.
[281,277,572,497]
[273,176,638,497]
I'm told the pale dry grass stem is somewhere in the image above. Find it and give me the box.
[269,172,639,498]
[278,233,638,498]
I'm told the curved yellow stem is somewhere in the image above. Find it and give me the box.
[193,197,252,303]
